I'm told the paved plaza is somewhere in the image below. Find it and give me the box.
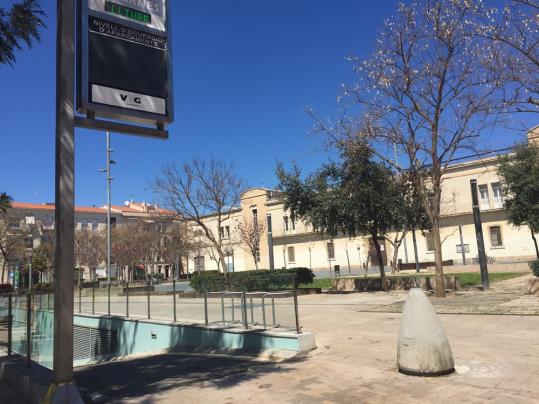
[1,274,538,403]
[69,273,539,403]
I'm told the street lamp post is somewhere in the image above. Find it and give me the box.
[99,131,115,315]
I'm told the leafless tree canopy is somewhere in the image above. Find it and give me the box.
[75,229,105,279]
[144,217,196,276]
[112,221,146,279]
[236,216,266,270]
[0,211,26,283]
[309,0,509,297]
[153,158,246,274]
[478,0,539,111]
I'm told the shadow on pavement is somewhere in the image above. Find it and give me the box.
[75,352,301,402]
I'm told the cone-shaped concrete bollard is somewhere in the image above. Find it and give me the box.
[398,287,455,376]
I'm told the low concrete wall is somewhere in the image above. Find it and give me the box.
[332,276,460,292]
[7,308,315,369]
[419,262,532,274]
[74,314,315,366]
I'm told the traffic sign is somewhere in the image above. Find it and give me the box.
[77,0,173,128]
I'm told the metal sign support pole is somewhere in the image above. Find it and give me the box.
[470,180,490,290]
[106,131,112,316]
[49,0,83,401]
[458,225,467,265]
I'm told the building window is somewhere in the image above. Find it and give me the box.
[24,237,33,249]
[219,225,230,239]
[10,219,21,229]
[284,216,289,231]
[425,233,435,252]
[291,214,296,230]
[478,184,490,210]
[489,226,503,248]
[252,208,258,222]
[491,182,503,209]
[327,242,335,260]
[288,246,295,263]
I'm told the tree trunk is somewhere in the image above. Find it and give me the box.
[531,227,539,259]
[217,249,228,276]
[371,235,388,291]
[253,254,258,270]
[412,227,420,273]
[431,222,446,297]
[391,239,401,274]
[1,261,5,284]
[346,248,351,274]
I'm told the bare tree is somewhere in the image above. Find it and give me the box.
[236,215,266,270]
[312,1,504,297]
[159,220,195,277]
[75,229,105,281]
[153,158,246,275]
[478,0,539,112]
[0,211,25,283]
[32,234,55,283]
[112,221,145,282]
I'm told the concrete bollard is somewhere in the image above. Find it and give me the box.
[397,287,455,376]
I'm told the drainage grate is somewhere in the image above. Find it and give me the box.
[73,325,117,360]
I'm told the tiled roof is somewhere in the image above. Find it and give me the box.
[109,205,140,213]
[11,202,106,214]
[11,201,176,216]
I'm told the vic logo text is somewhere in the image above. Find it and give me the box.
[120,94,142,106]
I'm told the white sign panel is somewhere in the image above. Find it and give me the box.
[91,84,166,115]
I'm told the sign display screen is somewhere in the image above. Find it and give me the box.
[77,0,173,126]
[89,0,165,31]
[104,1,152,24]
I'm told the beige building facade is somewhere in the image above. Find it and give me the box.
[188,132,539,274]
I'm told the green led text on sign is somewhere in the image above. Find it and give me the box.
[105,1,152,24]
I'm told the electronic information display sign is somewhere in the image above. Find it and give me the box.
[77,0,173,126]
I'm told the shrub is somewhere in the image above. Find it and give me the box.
[288,267,315,286]
[33,283,54,293]
[152,273,165,280]
[530,260,539,277]
[189,267,315,292]
[0,284,13,294]
[190,271,228,292]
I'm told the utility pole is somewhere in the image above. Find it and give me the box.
[50,0,83,400]
[470,179,489,290]
[458,225,467,265]
[99,132,115,315]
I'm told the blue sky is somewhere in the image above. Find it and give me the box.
[0,0,534,207]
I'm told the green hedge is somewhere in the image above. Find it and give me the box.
[531,260,539,277]
[189,267,315,292]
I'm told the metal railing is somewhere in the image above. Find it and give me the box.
[74,275,302,332]
[0,274,303,368]
[70,273,302,333]
[0,291,49,366]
